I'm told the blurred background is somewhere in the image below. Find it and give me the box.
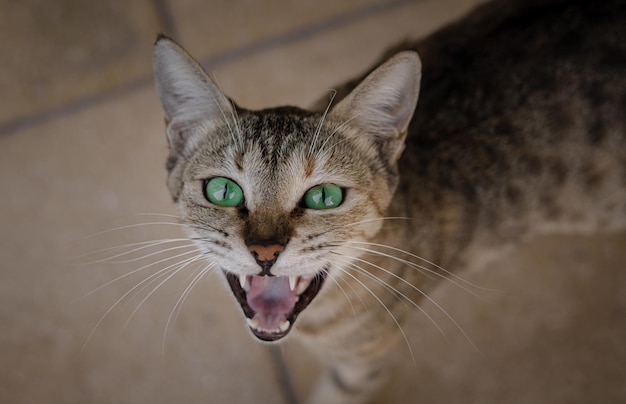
[1,0,625,403]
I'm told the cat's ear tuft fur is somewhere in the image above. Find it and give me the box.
[330,51,421,163]
[153,36,234,157]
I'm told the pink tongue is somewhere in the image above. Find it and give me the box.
[247,276,297,329]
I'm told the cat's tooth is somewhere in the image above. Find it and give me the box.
[239,274,247,290]
[247,317,259,330]
[279,320,290,333]
[289,276,297,292]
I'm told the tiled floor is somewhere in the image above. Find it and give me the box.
[1,1,625,403]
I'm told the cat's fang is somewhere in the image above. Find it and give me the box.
[239,274,250,291]
[289,276,298,291]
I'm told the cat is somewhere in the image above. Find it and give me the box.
[152,0,625,402]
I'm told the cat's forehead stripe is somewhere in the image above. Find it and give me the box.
[304,157,315,178]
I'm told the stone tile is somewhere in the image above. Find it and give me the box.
[0,87,284,403]
[199,0,489,110]
[384,233,626,403]
[0,0,161,126]
[166,0,383,61]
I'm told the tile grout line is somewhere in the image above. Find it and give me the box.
[269,345,299,404]
[0,0,417,137]
[199,0,419,71]
[0,76,154,138]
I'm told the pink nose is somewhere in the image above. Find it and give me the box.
[248,244,285,262]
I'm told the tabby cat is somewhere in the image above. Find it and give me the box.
[152,0,625,402]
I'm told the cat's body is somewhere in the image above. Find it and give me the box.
[153,0,625,402]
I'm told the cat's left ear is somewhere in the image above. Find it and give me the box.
[330,51,421,164]
[153,35,234,157]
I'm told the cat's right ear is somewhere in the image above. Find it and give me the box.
[330,51,421,164]
[153,35,234,157]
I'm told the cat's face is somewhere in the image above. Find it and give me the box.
[153,36,420,341]
[174,108,396,340]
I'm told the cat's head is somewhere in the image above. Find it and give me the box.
[153,35,420,342]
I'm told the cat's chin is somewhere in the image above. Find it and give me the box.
[224,269,327,342]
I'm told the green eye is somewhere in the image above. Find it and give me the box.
[304,184,343,210]
[204,177,244,207]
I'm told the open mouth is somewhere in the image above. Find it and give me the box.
[225,269,327,341]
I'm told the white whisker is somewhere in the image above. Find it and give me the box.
[162,262,216,354]
[122,254,206,330]
[348,241,495,294]
[308,89,336,160]
[314,112,362,161]
[75,248,200,303]
[211,74,243,150]
[77,238,193,262]
[312,217,412,239]
[82,221,188,239]
[321,267,361,322]
[116,252,205,307]
[81,250,204,351]
[333,254,446,340]
[133,213,181,219]
[83,243,198,265]
[336,252,480,353]
[339,217,412,228]
[345,244,490,301]
[328,260,416,364]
